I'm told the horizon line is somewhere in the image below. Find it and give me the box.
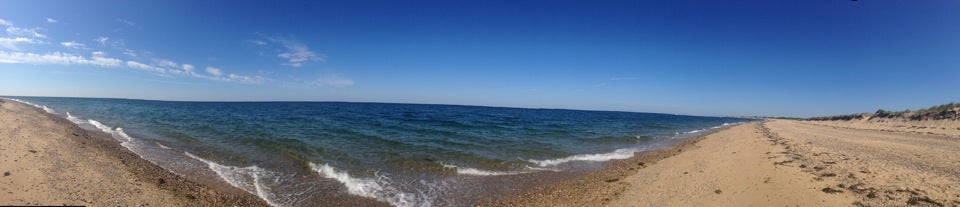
[1,94,737,118]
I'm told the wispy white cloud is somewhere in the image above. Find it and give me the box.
[167,65,265,84]
[0,37,40,50]
[60,41,88,49]
[126,60,166,73]
[92,36,126,50]
[6,26,46,38]
[123,49,137,57]
[225,73,265,84]
[205,66,223,76]
[1,20,46,49]
[89,52,124,67]
[153,59,178,68]
[116,18,136,26]
[266,37,324,67]
[610,77,637,81]
[182,64,195,72]
[313,73,354,88]
[248,39,267,46]
[0,51,122,67]
[95,36,110,45]
[0,18,268,85]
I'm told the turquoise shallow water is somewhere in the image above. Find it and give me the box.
[5,96,746,206]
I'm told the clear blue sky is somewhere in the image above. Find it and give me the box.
[1,0,958,117]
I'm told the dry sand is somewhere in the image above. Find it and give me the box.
[807,119,960,137]
[493,120,960,207]
[764,120,960,206]
[0,99,268,206]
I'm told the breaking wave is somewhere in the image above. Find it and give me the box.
[3,98,56,114]
[527,148,641,167]
[439,163,527,176]
[310,162,442,207]
[184,152,289,207]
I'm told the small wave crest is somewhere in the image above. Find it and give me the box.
[528,148,639,167]
[65,112,85,124]
[41,106,55,113]
[679,122,745,135]
[439,163,526,176]
[88,119,113,133]
[3,98,56,114]
[115,128,134,142]
[156,142,173,149]
[309,162,440,207]
[185,152,286,207]
[85,119,146,158]
[531,122,745,167]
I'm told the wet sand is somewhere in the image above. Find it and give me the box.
[0,99,269,206]
[492,120,960,206]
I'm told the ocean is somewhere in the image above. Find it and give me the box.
[3,96,746,207]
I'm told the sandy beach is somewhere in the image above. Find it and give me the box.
[0,99,268,206]
[493,120,960,207]
[4,95,959,207]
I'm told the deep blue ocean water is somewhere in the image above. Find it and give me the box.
[4,96,746,207]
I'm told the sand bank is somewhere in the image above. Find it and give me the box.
[0,99,269,206]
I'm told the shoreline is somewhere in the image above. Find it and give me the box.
[8,96,822,206]
[483,122,738,206]
[492,119,960,206]
[0,99,270,206]
[2,96,746,207]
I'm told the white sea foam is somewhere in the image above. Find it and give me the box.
[185,152,283,207]
[710,122,744,130]
[685,129,704,134]
[3,97,288,205]
[528,148,640,167]
[310,162,436,207]
[85,119,146,155]
[439,163,526,176]
[115,128,134,142]
[524,166,563,172]
[41,105,55,113]
[681,122,746,135]
[88,119,114,133]
[530,122,748,167]
[156,143,173,149]
[3,98,56,114]
[65,112,85,124]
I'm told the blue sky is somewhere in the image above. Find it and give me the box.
[1,0,958,117]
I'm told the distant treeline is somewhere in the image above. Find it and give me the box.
[807,102,960,121]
